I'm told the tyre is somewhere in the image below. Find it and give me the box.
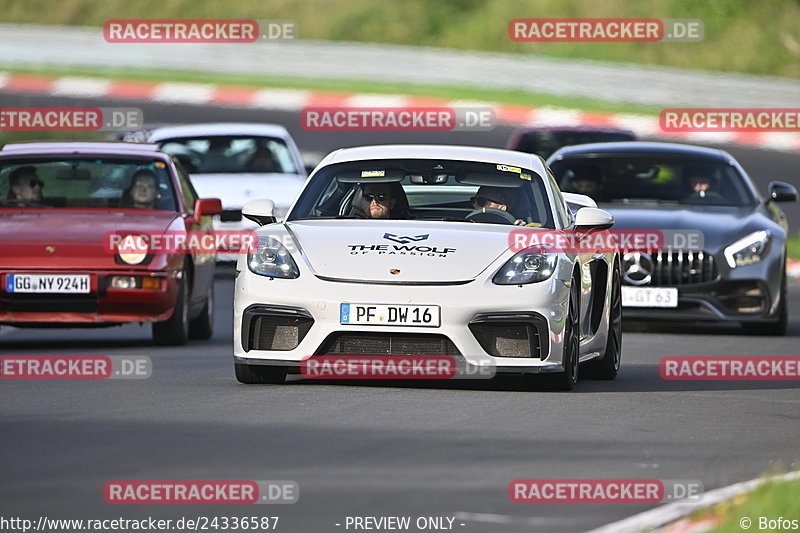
[189,282,214,340]
[743,268,787,336]
[525,276,580,391]
[584,262,622,380]
[152,271,190,346]
[234,362,287,384]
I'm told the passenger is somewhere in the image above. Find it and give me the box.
[7,166,45,203]
[471,186,526,225]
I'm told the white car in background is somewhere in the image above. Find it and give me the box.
[233,145,623,391]
[122,123,307,233]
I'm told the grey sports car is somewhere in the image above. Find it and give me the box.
[547,142,797,335]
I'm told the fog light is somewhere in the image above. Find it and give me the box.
[141,277,161,290]
[109,276,138,289]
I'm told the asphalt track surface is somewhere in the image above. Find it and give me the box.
[1,93,800,533]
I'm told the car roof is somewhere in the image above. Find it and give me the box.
[321,144,548,175]
[0,141,165,157]
[548,141,732,161]
[512,125,636,135]
[145,122,291,141]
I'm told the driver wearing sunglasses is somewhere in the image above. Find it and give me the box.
[361,183,398,219]
[471,186,526,225]
[8,166,45,203]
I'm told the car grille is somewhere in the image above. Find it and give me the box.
[248,315,314,351]
[317,332,461,356]
[469,322,542,358]
[624,250,718,286]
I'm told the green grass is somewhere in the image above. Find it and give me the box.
[705,474,800,533]
[0,64,663,117]
[787,233,800,260]
[2,0,799,78]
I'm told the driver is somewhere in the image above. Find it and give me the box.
[8,166,44,203]
[360,182,408,219]
[471,186,526,225]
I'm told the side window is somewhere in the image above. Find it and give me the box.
[174,159,198,215]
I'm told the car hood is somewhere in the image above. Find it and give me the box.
[597,203,768,251]
[282,220,514,283]
[0,210,180,269]
[189,173,305,210]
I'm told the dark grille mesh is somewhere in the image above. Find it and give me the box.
[252,315,313,351]
[469,323,541,358]
[318,332,461,356]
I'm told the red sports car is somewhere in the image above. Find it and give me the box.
[0,141,222,345]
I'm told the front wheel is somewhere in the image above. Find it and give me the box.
[584,263,622,380]
[152,271,189,346]
[189,282,214,340]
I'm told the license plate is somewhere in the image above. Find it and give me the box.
[622,286,678,308]
[6,274,91,294]
[340,303,440,327]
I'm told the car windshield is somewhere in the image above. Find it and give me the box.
[549,156,755,206]
[0,157,178,211]
[516,131,634,159]
[157,136,299,174]
[288,158,556,228]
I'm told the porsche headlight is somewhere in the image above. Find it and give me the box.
[724,230,770,268]
[118,235,149,265]
[248,237,300,279]
[493,252,557,285]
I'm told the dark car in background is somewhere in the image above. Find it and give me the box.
[0,142,222,345]
[547,142,798,335]
[506,125,636,159]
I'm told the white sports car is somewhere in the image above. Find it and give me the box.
[233,145,622,390]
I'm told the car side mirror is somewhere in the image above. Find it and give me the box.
[194,198,222,218]
[242,199,277,226]
[767,181,798,202]
[574,207,614,230]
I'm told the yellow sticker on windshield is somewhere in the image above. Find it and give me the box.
[497,164,521,173]
[154,161,166,169]
[361,170,385,177]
